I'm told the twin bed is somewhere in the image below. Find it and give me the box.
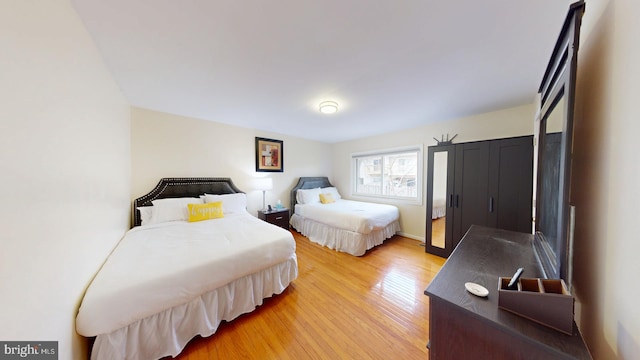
[289,177,400,256]
[76,178,298,360]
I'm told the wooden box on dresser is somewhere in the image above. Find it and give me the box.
[257,208,290,230]
[424,225,591,359]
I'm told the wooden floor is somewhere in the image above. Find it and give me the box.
[431,217,446,249]
[174,231,446,359]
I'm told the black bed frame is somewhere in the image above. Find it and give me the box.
[289,177,334,213]
[132,177,244,227]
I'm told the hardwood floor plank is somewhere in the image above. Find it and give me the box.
[174,231,445,359]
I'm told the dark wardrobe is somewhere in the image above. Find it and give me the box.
[425,136,533,257]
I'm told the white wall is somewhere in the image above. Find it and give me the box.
[131,107,332,215]
[0,1,131,359]
[331,103,535,239]
[571,0,640,358]
[7,2,635,359]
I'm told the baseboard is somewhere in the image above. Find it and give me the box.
[398,232,425,243]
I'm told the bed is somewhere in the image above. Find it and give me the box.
[432,197,446,219]
[76,177,298,360]
[289,177,400,256]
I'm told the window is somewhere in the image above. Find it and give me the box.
[352,145,423,203]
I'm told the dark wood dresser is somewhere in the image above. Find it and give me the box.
[257,208,290,230]
[424,225,591,359]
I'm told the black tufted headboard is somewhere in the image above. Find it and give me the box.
[289,177,334,214]
[132,177,243,227]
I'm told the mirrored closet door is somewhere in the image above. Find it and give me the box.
[426,145,455,257]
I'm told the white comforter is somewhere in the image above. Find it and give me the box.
[76,212,295,337]
[294,199,399,234]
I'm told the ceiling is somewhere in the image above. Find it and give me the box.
[71,0,573,143]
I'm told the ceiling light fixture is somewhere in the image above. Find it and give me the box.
[319,101,338,114]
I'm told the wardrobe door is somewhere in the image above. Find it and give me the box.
[488,136,534,233]
[452,142,490,248]
[426,145,455,257]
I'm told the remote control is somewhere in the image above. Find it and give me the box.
[507,267,524,290]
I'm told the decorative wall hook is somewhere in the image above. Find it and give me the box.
[433,133,458,145]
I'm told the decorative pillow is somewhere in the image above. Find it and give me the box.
[137,206,154,225]
[202,193,247,214]
[149,197,204,224]
[321,186,342,200]
[188,202,224,222]
[319,193,335,204]
[296,188,321,204]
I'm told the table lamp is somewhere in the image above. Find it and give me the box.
[254,178,273,211]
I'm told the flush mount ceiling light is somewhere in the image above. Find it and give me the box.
[319,101,338,114]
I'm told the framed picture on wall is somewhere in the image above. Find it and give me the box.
[255,137,283,172]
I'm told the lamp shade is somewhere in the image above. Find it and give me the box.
[254,177,273,191]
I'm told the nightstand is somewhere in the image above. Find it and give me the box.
[257,208,290,230]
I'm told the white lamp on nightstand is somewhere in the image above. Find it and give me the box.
[254,177,273,211]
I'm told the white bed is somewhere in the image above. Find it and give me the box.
[76,178,298,360]
[289,177,400,256]
[432,197,446,219]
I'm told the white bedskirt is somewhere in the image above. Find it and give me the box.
[432,198,447,219]
[290,214,399,256]
[91,255,297,360]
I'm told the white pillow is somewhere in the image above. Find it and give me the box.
[137,206,154,226]
[149,197,204,224]
[202,193,247,214]
[321,187,342,200]
[296,188,321,204]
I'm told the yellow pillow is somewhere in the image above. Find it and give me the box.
[188,202,224,222]
[319,193,335,204]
